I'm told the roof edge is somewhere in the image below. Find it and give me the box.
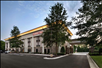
[4,24,73,41]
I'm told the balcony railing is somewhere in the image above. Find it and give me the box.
[36,40,40,42]
[28,41,31,43]
[28,45,31,47]
[36,45,40,47]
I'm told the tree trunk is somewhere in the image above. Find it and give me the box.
[56,42,58,56]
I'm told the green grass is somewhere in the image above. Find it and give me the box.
[91,56,102,68]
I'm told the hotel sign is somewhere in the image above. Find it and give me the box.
[33,31,43,36]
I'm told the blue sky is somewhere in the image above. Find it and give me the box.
[1,1,83,41]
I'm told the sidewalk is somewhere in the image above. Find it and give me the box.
[87,55,99,68]
[71,52,99,68]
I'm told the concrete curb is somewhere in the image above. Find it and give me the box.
[43,54,68,60]
[87,55,99,68]
[30,54,51,56]
[9,53,51,56]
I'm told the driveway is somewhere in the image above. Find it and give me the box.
[1,53,90,68]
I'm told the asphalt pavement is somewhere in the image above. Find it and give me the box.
[1,53,90,68]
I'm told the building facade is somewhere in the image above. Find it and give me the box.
[4,25,73,54]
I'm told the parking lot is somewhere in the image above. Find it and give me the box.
[1,53,90,68]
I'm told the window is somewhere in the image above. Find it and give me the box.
[28,38,31,43]
[28,45,31,47]
[28,38,31,47]
[36,36,40,40]
[36,45,40,47]
[36,36,40,46]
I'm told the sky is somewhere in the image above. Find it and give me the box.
[1,1,83,41]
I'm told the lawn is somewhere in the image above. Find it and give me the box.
[91,56,102,68]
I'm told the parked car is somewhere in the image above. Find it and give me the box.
[0,50,3,53]
[0,50,5,53]
[5,51,11,54]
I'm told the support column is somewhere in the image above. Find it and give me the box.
[5,41,7,50]
[31,37,34,52]
[58,46,61,53]
[67,43,70,54]
[24,38,28,52]
[41,37,44,53]
[42,44,44,53]
[8,41,10,51]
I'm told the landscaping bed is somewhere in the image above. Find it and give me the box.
[91,56,102,68]
[45,55,64,58]
[44,53,66,58]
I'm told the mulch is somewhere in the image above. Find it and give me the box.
[44,55,63,58]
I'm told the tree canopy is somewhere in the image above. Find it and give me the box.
[42,2,71,55]
[0,40,5,50]
[9,26,23,48]
[72,1,102,47]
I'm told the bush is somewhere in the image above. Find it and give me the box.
[57,53,65,55]
[34,52,42,54]
[77,46,89,52]
[89,51,99,55]
[99,48,102,55]
[61,46,65,53]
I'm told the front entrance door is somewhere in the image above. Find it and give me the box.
[44,49,46,54]
[48,49,50,54]
[28,49,31,52]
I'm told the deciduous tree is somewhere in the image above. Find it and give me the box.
[42,3,71,55]
[9,26,23,52]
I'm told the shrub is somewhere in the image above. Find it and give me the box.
[89,51,99,55]
[57,53,65,55]
[34,52,42,54]
[99,48,102,55]
[61,46,65,53]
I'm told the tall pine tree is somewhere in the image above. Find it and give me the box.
[42,3,71,55]
[72,1,102,47]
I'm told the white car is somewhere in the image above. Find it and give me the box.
[5,51,11,54]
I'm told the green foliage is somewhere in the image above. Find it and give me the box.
[99,48,102,55]
[9,26,23,48]
[77,46,89,52]
[41,2,71,55]
[61,46,65,53]
[0,40,5,50]
[57,53,65,55]
[91,56,102,68]
[74,45,77,52]
[72,1,102,47]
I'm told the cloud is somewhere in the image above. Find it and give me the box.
[16,8,21,11]
[18,1,25,6]
[63,1,82,18]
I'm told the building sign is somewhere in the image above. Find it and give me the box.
[33,31,43,36]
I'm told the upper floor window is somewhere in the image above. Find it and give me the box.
[36,36,40,45]
[28,38,31,43]
[36,36,40,40]
[28,45,31,47]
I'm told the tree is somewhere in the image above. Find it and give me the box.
[9,26,23,52]
[61,46,65,53]
[41,3,71,55]
[72,1,102,47]
[0,40,5,50]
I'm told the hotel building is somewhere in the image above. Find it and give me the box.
[4,24,73,54]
